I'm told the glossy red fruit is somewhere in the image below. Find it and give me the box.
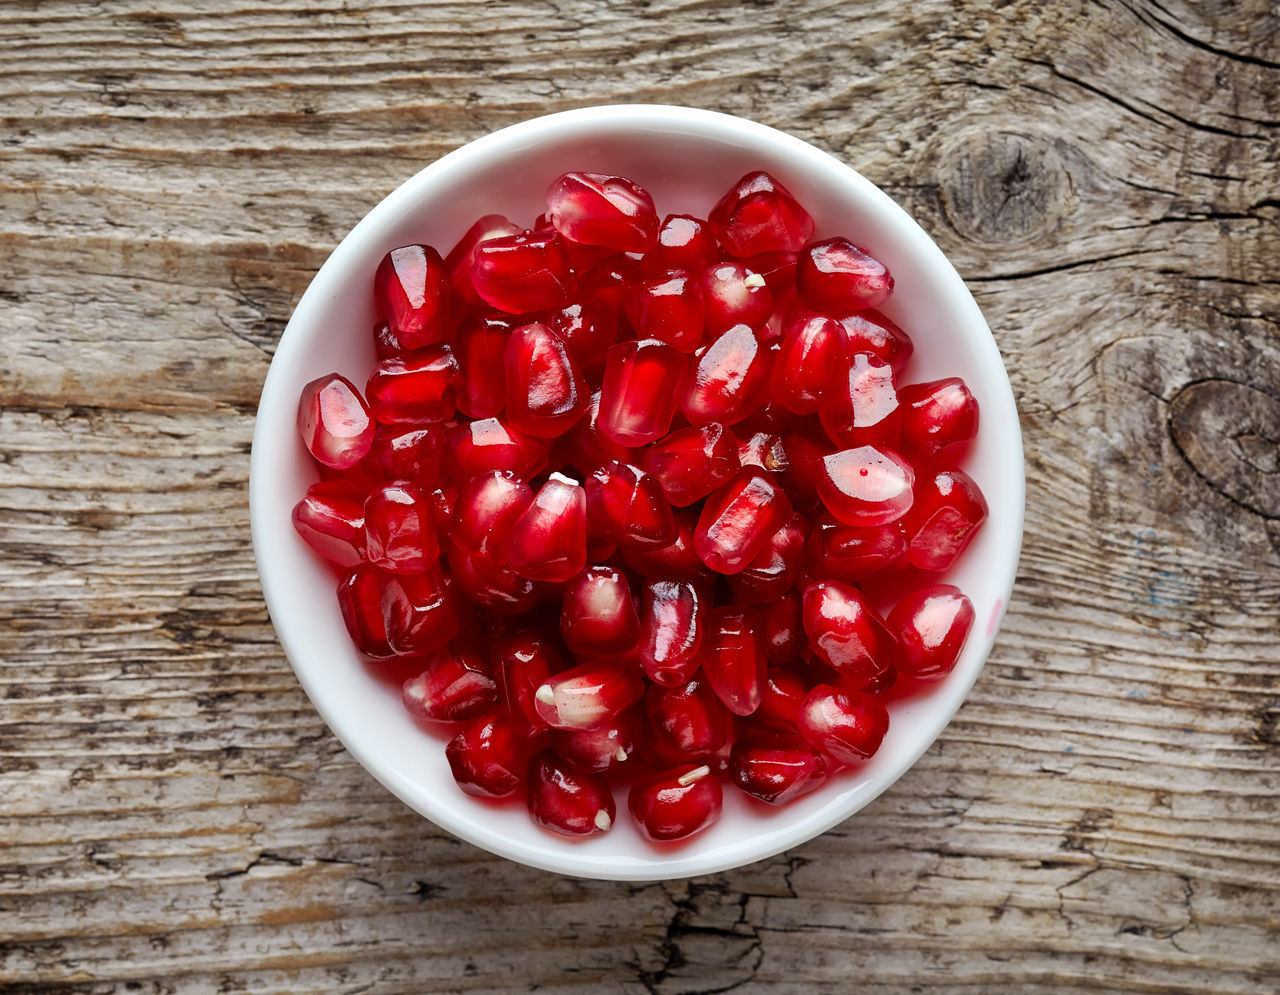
[820,353,901,449]
[770,313,850,414]
[622,511,709,581]
[533,661,645,731]
[373,320,403,361]
[292,480,365,567]
[337,564,396,659]
[381,567,459,656]
[298,373,374,470]
[651,214,720,272]
[564,388,641,473]
[817,445,915,526]
[446,710,527,798]
[694,467,794,575]
[728,512,808,603]
[624,268,705,353]
[444,214,522,311]
[763,590,805,665]
[496,630,566,737]
[638,578,709,687]
[888,584,975,679]
[755,664,810,729]
[451,471,533,557]
[644,676,728,760]
[370,423,444,486]
[642,423,741,507]
[471,231,575,314]
[445,417,548,480]
[363,482,439,574]
[585,460,677,550]
[797,685,890,766]
[597,338,687,447]
[366,346,462,424]
[804,515,908,583]
[703,605,766,716]
[447,542,540,615]
[544,297,618,373]
[576,253,636,313]
[374,244,453,349]
[897,378,979,459]
[902,468,988,571]
[797,237,893,312]
[547,171,659,252]
[503,322,588,440]
[454,315,511,419]
[682,324,771,426]
[628,763,723,843]
[737,429,790,478]
[502,472,587,582]
[728,734,827,806]
[739,249,798,292]
[837,310,914,376]
[700,262,774,335]
[527,751,616,838]
[709,171,815,257]
[802,581,895,688]
[402,645,500,723]
[559,565,640,655]
[551,704,644,772]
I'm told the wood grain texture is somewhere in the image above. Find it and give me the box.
[2,0,1278,991]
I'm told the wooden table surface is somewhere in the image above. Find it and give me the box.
[3,1,1278,991]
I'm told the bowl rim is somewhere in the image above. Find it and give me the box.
[250,103,1025,880]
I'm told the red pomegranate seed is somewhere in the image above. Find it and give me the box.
[551,704,643,772]
[837,310,914,376]
[447,542,540,615]
[644,676,728,760]
[444,214,521,311]
[624,268,706,353]
[622,510,709,581]
[471,230,575,314]
[445,710,527,798]
[737,429,790,478]
[374,244,453,349]
[638,578,709,687]
[527,751,616,837]
[902,467,988,571]
[450,470,533,557]
[402,645,500,723]
[755,664,810,730]
[585,460,677,550]
[597,338,687,447]
[370,423,443,487]
[888,584,975,679]
[694,467,794,575]
[817,445,915,526]
[378,567,457,656]
[502,472,587,582]
[445,417,548,480]
[496,630,566,736]
[543,297,618,373]
[797,685,890,766]
[503,321,588,440]
[533,660,645,731]
[738,249,798,292]
[373,320,402,361]
[898,378,979,459]
[292,480,365,567]
[709,171,815,257]
[702,605,766,716]
[363,482,439,574]
[336,563,396,659]
[298,373,374,470]
[629,763,723,843]
[682,324,771,426]
[547,171,659,253]
[797,237,893,312]
[763,590,805,665]
[770,313,850,414]
[651,214,720,272]
[564,388,641,473]
[642,422,741,507]
[559,565,640,655]
[728,512,809,603]
[700,261,774,335]
[428,481,456,533]
[533,211,612,269]
[802,580,895,688]
[804,514,908,583]
[366,346,462,425]
[454,315,511,419]
[576,253,636,313]
[820,352,902,450]
[728,733,827,806]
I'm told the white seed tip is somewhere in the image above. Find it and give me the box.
[614,745,629,762]
[594,809,612,831]
[677,764,711,787]
[743,272,766,289]
[535,684,556,705]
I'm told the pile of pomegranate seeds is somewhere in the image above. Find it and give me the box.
[293,169,988,846]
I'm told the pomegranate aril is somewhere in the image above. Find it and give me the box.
[682,324,771,427]
[802,580,895,688]
[527,751,616,838]
[728,512,808,603]
[709,171,815,257]
[629,763,723,843]
[902,467,988,571]
[738,249,798,292]
[292,480,365,567]
[382,566,459,656]
[755,664,811,730]
[445,214,522,311]
[622,510,709,581]
[544,297,618,373]
[797,685,889,766]
[564,388,640,473]
[624,268,706,353]
[770,313,850,414]
[446,417,548,480]
[551,704,643,772]
[797,237,893,312]
[837,310,914,376]
[363,482,439,574]
[817,445,915,526]
[585,460,677,550]
[370,423,444,487]
[446,710,527,798]
[547,171,659,253]
[428,481,457,534]
[703,605,766,716]
[638,578,709,687]
[374,320,403,361]
[471,230,576,314]
[888,584,975,679]
[447,542,540,615]
[454,315,511,419]
[451,470,533,557]
[700,261,774,335]
[597,338,686,447]
[337,564,396,660]
[643,422,741,507]
[496,630,566,737]
[533,661,645,731]
[645,676,729,761]
[898,378,979,459]
[402,646,499,723]
[576,253,636,313]
[651,214,720,272]
[728,733,827,806]
[298,373,374,470]
[374,244,453,349]
[366,346,462,425]
[820,353,902,450]
[737,429,790,478]
[503,321,588,440]
[502,472,587,582]
[559,565,640,655]
[695,467,794,575]
[763,590,806,665]
[805,514,908,583]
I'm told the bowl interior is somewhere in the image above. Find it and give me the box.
[250,105,1024,880]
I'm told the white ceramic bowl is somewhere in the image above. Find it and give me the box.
[250,104,1024,880]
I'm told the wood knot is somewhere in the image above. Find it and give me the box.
[937,130,1072,247]
[1169,379,1280,518]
